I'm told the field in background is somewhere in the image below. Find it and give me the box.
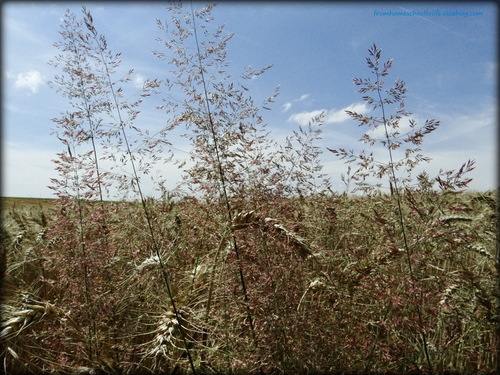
[1,197,57,212]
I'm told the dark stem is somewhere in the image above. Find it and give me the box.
[88,16,197,373]
[190,2,263,373]
[69,139,97,360]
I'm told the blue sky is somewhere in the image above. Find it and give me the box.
[2,1,497,198]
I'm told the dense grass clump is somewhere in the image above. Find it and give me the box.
[1,191,497,374]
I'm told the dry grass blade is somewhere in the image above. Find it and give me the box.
[265,217,314,259]
[146,305,206,363]
[297,278,329,311]
[5,346,19,361]
[0,301,60,340]
[232,210,259,231]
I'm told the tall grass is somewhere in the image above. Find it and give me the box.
[1,193,496,373]
[0,4,497,375]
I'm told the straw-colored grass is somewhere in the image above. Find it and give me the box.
[0,191,497,374]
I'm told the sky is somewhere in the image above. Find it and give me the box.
[2,1,498,198]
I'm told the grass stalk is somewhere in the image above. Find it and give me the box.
[372,50,433,373]
[83,9,197,373]
[189,2,263,372]
[66,140,98,361]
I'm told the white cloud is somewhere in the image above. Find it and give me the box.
[320,102,497,193]
[288,102,369,125]
[282,93,310,112]
[325,103,369,124]
[422,101,496,148]
[288,109,325,125]
[14,70,43,93]
[133,73,146,89]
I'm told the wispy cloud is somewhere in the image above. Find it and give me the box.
[133,73,146,89]
[13,70,43,93]
[288,102,369,125]
[282,102,292,112]
[288,109,325,125]
[322,101,497,192]
[282,93,310,112]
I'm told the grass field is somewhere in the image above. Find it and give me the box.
[1,197,57,212]
[1,191,497,374]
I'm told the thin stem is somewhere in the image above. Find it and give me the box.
[79,81,104,203]
[66,21,105,203]
[190,2,263,372]
[374,66,433,374]
[86,12,197,373]
[68,138,97,360]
